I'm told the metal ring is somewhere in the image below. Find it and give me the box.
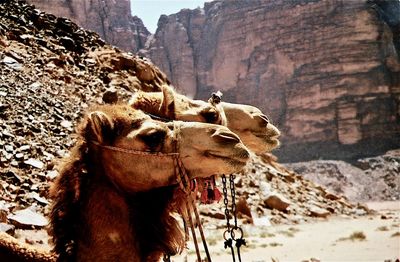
[230,226,243,240]
[223,229,231,241]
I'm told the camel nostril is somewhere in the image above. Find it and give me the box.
[256,114,269,126]
[213,130,241,144]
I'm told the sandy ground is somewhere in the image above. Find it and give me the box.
[11,201,400,262]
[174,201,400,262]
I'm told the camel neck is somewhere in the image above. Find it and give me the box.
[75,173,182,262]
[76,177,139,262]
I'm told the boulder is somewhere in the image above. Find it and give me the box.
[309,206,330,218]
[7,208,48,229]
[264,194,290,212]
[236,197,252,219]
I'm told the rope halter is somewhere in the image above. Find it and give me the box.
[89,119,211,262]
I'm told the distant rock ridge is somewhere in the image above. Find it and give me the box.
[141,0,400,162]
[26,0,151,52]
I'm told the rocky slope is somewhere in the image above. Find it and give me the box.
[0,1,367,248]
[285,149,400,202]
[141,0,400,162]
[26,0,150,52]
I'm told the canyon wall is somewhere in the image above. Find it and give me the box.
[141,0,400,162]
[26,0,150,52]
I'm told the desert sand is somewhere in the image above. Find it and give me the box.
[175,201,400,262]
[7,202,399,262]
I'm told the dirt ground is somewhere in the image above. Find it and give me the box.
[174,201,400,262]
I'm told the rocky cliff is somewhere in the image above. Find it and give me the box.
[141,0,400,162]
[26,0,150,52]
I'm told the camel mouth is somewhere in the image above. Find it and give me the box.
[255,133,280,142]
[252,133,281,150]
[204,150,249,165]
[268,137,280,148]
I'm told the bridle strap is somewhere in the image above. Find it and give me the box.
[90,141,179,157]
[174,156,212,262]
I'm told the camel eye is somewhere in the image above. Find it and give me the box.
[138,130,166,149]
[131,121,141,130]
[202,110,219,124]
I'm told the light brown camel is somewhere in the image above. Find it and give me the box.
[129,85,280,154]
[0,105,249,262]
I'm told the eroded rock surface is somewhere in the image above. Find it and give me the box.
[26,0,150,52]
[141,0,400,162]
[285,149,400,202]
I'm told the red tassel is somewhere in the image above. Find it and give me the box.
[200,188,208,204]
[213,187,222,202]
[198,176,222,204]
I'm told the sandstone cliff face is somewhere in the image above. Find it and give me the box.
[142,0,400,161]
[26,0,150,52]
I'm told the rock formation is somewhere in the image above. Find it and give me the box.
[26,0,150,52]
[141,0,400,162]
[285,149,400,202]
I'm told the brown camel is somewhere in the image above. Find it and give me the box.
[129,85,280,154]
[0,105,249,262]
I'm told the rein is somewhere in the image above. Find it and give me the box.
[173,156,212,262]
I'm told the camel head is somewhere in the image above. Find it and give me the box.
[84,105,249,192]
[129,84,227,125]
[220,102,281,154]
[127,86,280,154]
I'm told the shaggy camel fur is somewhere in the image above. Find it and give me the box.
[0,105,249,262]
[129,85,280,154]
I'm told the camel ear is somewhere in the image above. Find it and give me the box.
[159,85,176,118]
[88,111,114,143]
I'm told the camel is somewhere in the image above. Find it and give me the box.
[129,85,280,154]
[0,105,249,262]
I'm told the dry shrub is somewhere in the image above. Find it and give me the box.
[270,242,283,247]
[391,232,400,237]
[337,231,366,241]
[376,226,389,231]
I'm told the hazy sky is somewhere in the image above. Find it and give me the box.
[130,0,210,33]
